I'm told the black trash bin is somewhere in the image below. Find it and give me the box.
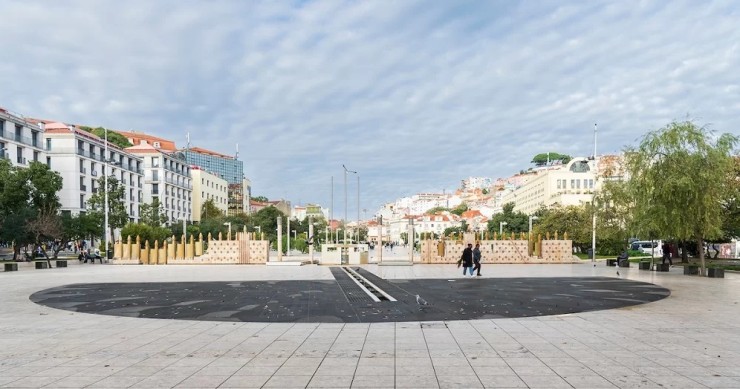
[107,249,113,260]
[586,248,594,260]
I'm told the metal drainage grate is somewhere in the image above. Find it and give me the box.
[330,267,376,304]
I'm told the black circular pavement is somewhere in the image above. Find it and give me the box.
[30,269,670,323]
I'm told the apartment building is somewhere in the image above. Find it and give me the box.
[191,166,228,222]
[0,108,45,167]
[501,157,600,215]
[126,143,192,224]
[413,213,462,237]
[43,122,144,221]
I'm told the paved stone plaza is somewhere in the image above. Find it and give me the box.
[1,262,739,388]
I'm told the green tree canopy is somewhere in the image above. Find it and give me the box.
[251,195,269,202]
[201,198,224,220]
[140,198,168,226]
[425,206,449,215]
[625,121,738,273]
[487,202,529,234]
[79,126,133,149]
[450,203,468,216]
[86,176,129,236]
[531,152,572,166]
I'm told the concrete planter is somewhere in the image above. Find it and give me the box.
[707,268,725,278]
[606,259,617,266]
[34,261,48,269]
[639,261,651,270]
[55,260,68,268]
[4,263,18,272]
[654,263,670,272]
[683,265,699,275]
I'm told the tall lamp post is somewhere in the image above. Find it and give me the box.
[591,123,598,263]
[499,221,508,235]
[528,216,539,256]
[223,222,231,240]
[342,164,356,244]
[104,128,109,261]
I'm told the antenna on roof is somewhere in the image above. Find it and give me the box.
[235,143,239,159]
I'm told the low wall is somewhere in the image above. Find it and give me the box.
[420,238,573,264]
[112,232,269,265]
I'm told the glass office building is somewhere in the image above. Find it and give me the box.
[180,147,248,216]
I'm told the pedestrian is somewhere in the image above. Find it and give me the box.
[661,241,672,266]
[461,243,474,277]
[473,243,482,277]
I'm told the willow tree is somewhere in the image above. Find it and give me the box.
[625,121,737,275]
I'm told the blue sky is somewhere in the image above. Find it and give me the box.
[1,1,739,218]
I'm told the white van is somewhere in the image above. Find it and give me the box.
[630,240,663,256]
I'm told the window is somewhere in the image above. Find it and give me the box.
[152,183,159,195]
[45,138,51,150]
[0,119,4,136]
[557,179,562,189]
[152,157,159,167]
[16,146,23,164]
[46,157,51,168]
[589,179,594,189]
[152,170,158,181]
[80,194,85,209]
[33,151,39,162]
[153,142,160,148]
[31,131,39,148]
[15,124,22,141]
[576,180,580,189]
[570,179,575,189]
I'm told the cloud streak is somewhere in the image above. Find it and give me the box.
[1,0,738,216]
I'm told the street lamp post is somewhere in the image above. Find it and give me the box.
[342,164,356,244]
[591,123,598,263]
[104,128,109,261]
[499,221,508,235]
[223,222,231,240]
[528,216,539,240]
[528,216,539,256]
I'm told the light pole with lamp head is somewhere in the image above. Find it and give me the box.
[499,221,508,235]
[104,128,109,261]
[342,164,356,244]
[528,216,539,256]
[223,222,231,240]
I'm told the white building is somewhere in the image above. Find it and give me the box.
[413,213,461,237]
[126,143,192,224]
[461,176,492,191]
[191,167,228,222]
[501,157,599,215]
[0,108,45,167]
[43,122,144,221]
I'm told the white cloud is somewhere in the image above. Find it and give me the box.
[1,0,739,216]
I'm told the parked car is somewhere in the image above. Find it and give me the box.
[630,240,663,256]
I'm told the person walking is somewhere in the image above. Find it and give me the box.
[661,241,672,266]
[461,243,474,277]
[473,243,482,276]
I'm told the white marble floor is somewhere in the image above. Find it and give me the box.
[0,262,738,388]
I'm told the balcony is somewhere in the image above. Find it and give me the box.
[81,185,87,192]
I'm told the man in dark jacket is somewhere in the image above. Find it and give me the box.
[461,243,474,277]
[473,243,482,276]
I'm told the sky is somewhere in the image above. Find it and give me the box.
[1,0,739,219]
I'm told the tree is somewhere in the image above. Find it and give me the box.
[450,203,468,216]
[534,205,591,252]
[79,126,132,149]
[86,176,129,234]
[251,195,269,203]
[487,202,528,235]
[200,198,224,220]
[140,198,168,226]
[0,160,63,260]
[25,207,62,265]
[251,206,286,243]
[425,206,449,215]
[532,152,572,166]
[625,121,738,275]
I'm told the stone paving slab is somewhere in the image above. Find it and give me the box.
[0,263,739,388]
